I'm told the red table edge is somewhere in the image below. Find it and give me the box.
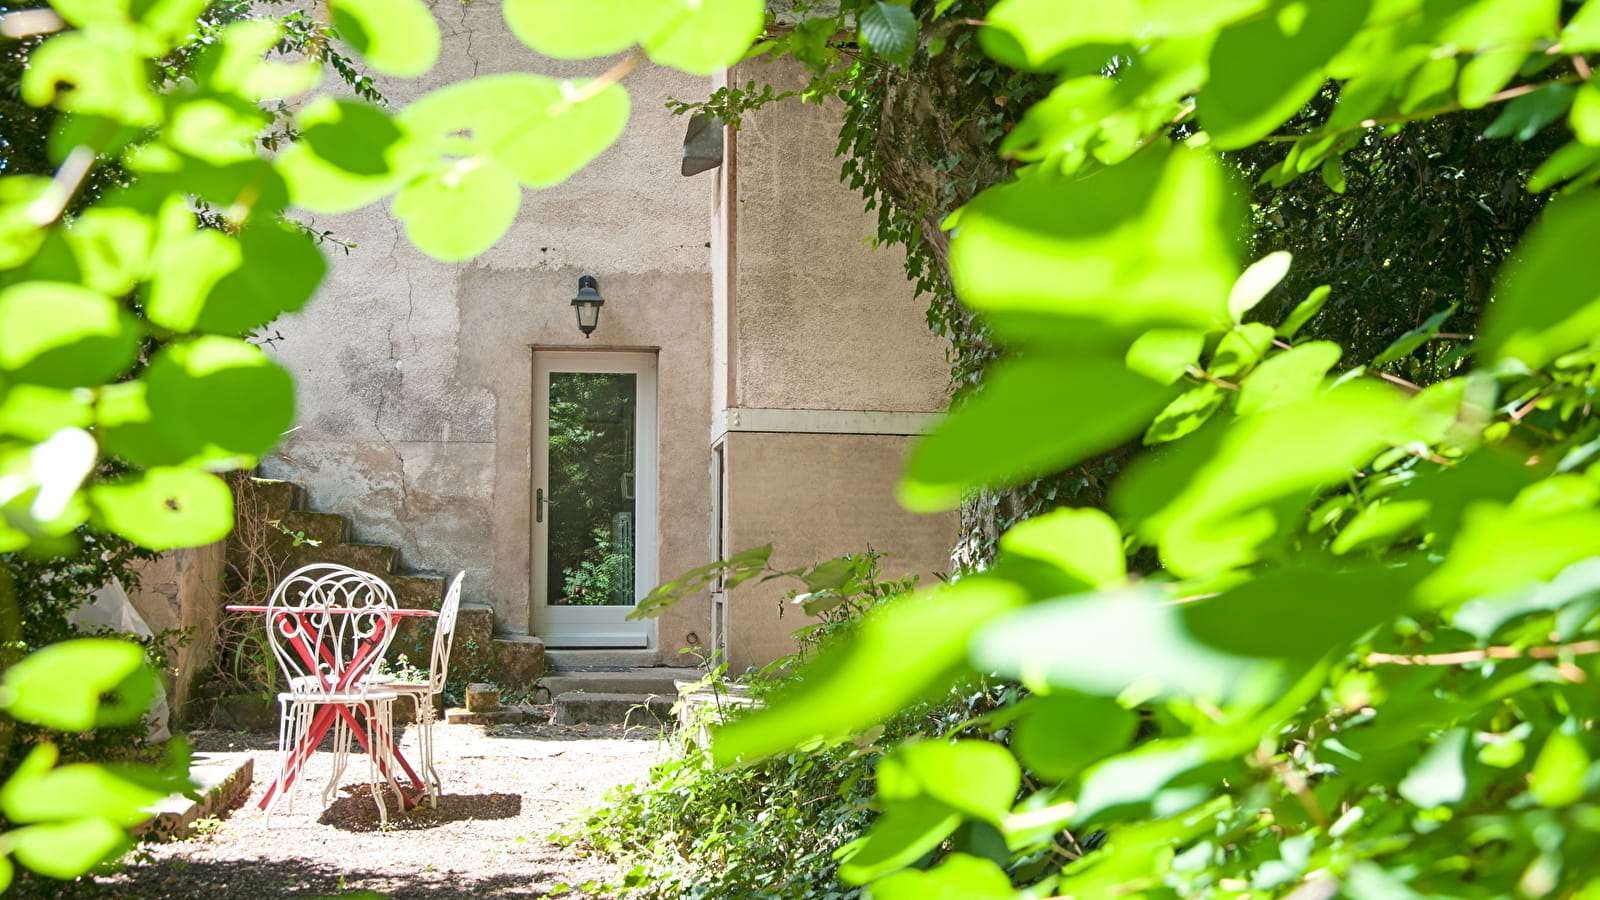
[226,605,438,615]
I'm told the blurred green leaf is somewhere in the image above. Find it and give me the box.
[145,337,294,458]
[1181,566,1413,660]
[1228,251,1293,322]
[7,818,128,880]
[998,507,1125,588]
[713,577,1025,765]
[330,0,440,77]
[641,0,765,75]
[1482,189,1600,366]
[949,148,1241,333]
[901,357,1175,512]
[502,0,674,58]
[0,282,139,389]
[1398,728,1468,809]
[1200,0,1371,148]
[1237,341,1340,414]
[1277,284,1331,339]
[1144,383,1227,445]
[1530,723,1589,807]
[91,467,234,550]
[393,161,522,261]
[867,853,1014,899]
[1126,329,1206,385]
[0,639,156,730]
[1012,692,1137,782]
[971,587,1274,703]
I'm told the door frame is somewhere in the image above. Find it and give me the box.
[531,349,658,648]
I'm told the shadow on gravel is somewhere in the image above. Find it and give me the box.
[72,856,587,899]
[320,791,523,831]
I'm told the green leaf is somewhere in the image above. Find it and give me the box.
[1320,156,1347,193]
[148,220,325,335]
[0,386,92,443]
[712,577,1025,765]
[502,0,674,58]
[859,2,918,65]
[0,639,156,730]
[1144,383,1228,445]
[1398,728,1469,809]
[1530,723,1590,807]
[1126,329,1206,385]
[1565,0,1600,51]
[998,507,1126,588]
[1452,557,1600,642]
[1277,284,1331,339]
[91,467,234,550]
[62,207,153,297]
[1371,306,1457,367]
[0,177,51,269]
[837,797,961,884]
[489,81,630,189]
[195,20,321,102]
[145,337,295,458]
[1200,0,1372,149]
[1482,189,1600,366]
[166,97,269,164]
[980,0,1264,70]
[1416,500,1600,608]
[1330,500,1430,555]
[7,818,129,880]
[1118,380,1411,575]
[1236,341,1341,414]
[1483,83,1575,141]
[0,282,139,389]
[329,0,440,77]
[1,749,173,827]
[948,148,1242,333]
[971,587,1274,703]
[1228,251,1293,322]
[1211,322,1276,378]
[868,853,1014,900]
[1012,692,1137,782]
[394,161,522,261]
[22,31,161,126]
[899,357,1176,512]
[880,740,1021,825]
[299,99,407,178]
[1181,566,1412,660]
[642,0,765,75]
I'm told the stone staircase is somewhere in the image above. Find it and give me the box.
[236,478,545,697]
[538,649,701,726]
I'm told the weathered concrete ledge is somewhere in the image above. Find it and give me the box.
[137,752,254,841]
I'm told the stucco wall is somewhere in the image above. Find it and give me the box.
[262,0,715,656]
[726,58,950,414]
[720,432,957,673]
[127,543,226,723]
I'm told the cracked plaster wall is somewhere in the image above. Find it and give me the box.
[262,0,714,651]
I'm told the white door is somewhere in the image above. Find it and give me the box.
[532,351,656,647]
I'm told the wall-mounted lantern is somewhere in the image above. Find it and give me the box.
[572,274,604,338]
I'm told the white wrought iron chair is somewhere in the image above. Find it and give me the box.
[263,563,406,825]
[375,570,464,808]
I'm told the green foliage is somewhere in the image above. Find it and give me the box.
[659,1,1600,899]
[0,0,760,887]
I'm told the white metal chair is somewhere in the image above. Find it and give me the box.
[263,563,406,825]
[377,570,464,808]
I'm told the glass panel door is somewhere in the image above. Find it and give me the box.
[532,352,655,647]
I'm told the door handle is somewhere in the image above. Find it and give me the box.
[536,488,545,523]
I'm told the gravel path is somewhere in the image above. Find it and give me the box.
[73,721,663,899]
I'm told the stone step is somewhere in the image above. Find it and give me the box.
[245,478,300,518]
[552,690,674,726]
[540,667,699,698]
[451,603,496,681]
[493,634,546,688]
[276,509,347,546]
[137,752,255,841]
[286,540,398,575]
[544,648,660,671]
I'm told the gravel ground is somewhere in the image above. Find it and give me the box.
[65,720,665,899]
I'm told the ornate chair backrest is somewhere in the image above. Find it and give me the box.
[426,571,466,694]
[265,564,398,695]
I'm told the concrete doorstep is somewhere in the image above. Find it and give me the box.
[136,752,254,842]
